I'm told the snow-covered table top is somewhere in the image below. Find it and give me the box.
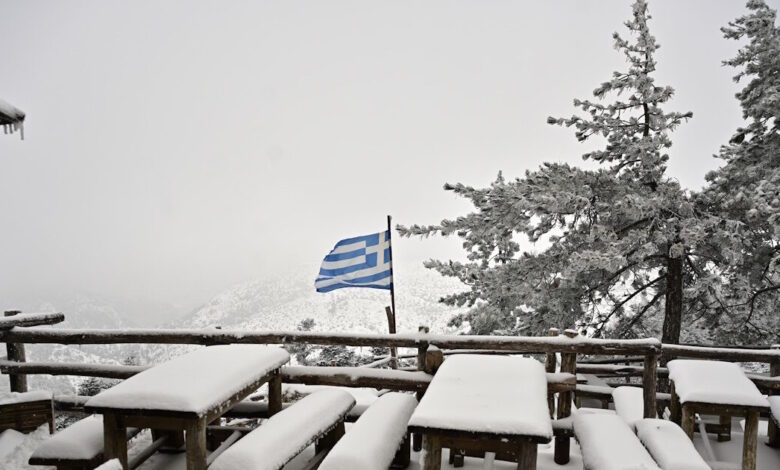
[85,345,289,416]
[667,359,768,408]
[408,355,552,440]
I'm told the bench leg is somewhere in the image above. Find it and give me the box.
[742,410,758,470]
[421,435,441,470]
[553,436,569,465]
[103,414,128,470]
[670,383,681,425]
[517,441,537,470]
[718,415,732,442]
[681,405,695,440]
[768,417,780,448]
[316,422,345,454]
[185,419,207,470]
[390,432,411,469]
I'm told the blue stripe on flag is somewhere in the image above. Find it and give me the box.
[316,282,393,293]
[323,248,365,262]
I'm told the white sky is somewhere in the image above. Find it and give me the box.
[0,0,776,308]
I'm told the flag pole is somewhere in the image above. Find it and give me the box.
[386,214,398,369]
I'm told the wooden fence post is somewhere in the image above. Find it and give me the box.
[424,346,443,375]
[545,328,559,417]
[643,350,658,418]
[768,345,780,448]
[4,310,28,393]
[554,329,577,465]
[413,325,430,452]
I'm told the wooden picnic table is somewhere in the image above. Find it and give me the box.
[408,355,552,470]
[84,345,290,470]
[668,359,769,470]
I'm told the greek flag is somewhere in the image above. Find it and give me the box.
[315,230,393,293]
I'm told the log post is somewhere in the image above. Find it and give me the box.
[103,413,129,469]
[643,351,658,418]
[385,306,398,370]
[4,310,28,392]
[681,404,695,440]
[185,419,208,470]
[768,345,779,448]
[421,434,441,470]
[414,325,430,453]
[268,369,282,416]
[554,329,577,465]
[545,328,559,417]
[424,346,443,375]
[743,409,759,470]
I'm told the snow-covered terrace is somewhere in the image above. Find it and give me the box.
[0,312,778,469]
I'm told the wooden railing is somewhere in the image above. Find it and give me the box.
[1,311,778,451]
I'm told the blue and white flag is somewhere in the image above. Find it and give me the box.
[315,230,393,293]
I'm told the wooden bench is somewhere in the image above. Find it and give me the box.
[28,415,140,470]
[0,391,54,434]
[319,392,417,470]
[635,419,709,470]
[210,389,356,470]
[573,413,660,470]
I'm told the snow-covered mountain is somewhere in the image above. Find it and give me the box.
[182,267,466,334]
[4,267,467,393]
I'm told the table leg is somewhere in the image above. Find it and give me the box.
[681,404,695,440]
[670,382,681,425]
[103,414,128,469]
[185,419,208,470]
[421,434,441,470]
[517,441,537,470]
[718,415,732,442]
[268,369,282,416]
[742,410,758,470]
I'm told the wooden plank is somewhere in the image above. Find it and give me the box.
[0,328,661,354]
[0,312,64,330]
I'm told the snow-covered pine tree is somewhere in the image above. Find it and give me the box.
[399,0,703,343]
[701,0,780,343]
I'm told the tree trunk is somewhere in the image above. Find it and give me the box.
[662,255,683,345]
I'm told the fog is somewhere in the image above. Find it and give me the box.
[0,0,774,314]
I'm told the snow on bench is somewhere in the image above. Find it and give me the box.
[573,413,660,470]
[613,386,650,430]
[28,415,139,469]
[210,389,356,470]
[553,407,616,436]
[85,345,289,416]
[319,392,417,470]
[667,360,767,408]
[635,419,710,470]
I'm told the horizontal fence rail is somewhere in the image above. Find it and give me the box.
[0,328,662,354]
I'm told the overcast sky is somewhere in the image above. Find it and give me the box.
[0,0,776,308]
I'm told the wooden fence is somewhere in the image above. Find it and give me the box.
[1,311,779,453]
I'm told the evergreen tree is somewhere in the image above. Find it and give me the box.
[702,0,780,342]
[400,0,705,342]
